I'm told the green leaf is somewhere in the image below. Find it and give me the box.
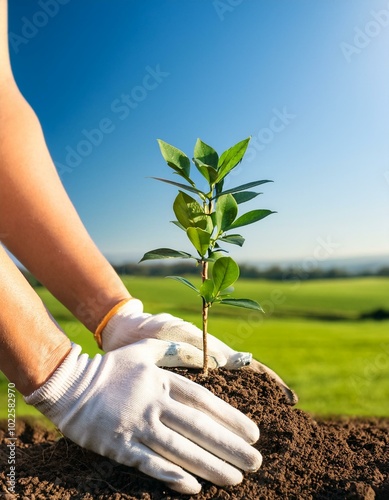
[194,138,219,169]
[215,194,238,232]
[139,248,195,262]
[173,191,207,230]
[157,140,191,180]
[215,178,224,197]
[200,279,215,303]
[212,256,240,295]
[226,210,276,230]
[232,191,261,204]
[166,276,199,293]
[204,214,214,235]
[151,177,206,199]
[219,286,234,297]
[216,138,250,182]
[213,179,273,199]
[219,234,245,247]
[193,158,218,185]
[207,250,228,262]
[171,220,186,231]
[187,227,211,257]
[219,298,263,311]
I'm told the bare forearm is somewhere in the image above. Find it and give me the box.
[0,0,12,78]
[0,83,130,332]
[0,245,71,395]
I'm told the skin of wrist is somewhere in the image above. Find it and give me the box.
[79,292,132,334]
[19,336,72,396]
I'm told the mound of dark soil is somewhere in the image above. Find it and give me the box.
[1,368,388,499]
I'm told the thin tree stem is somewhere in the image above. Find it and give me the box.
[201,260,209,375]
[202,297,208,376]
[200,197,213,376]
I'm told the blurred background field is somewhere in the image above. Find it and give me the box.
[1,275,388,420]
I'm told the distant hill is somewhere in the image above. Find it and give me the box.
[248,254,389,274]
[107,252,389,274]
[108,254,389,281]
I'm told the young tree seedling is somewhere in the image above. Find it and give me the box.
[140,137,275,375]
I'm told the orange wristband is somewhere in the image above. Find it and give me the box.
[94,298,133,349]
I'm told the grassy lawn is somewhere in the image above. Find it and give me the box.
[1,276,388,419]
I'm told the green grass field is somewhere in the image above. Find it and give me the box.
[1,276,388,419]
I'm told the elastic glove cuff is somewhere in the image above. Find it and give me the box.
[94,298,135,348]
[104,298,145,329]
[24,343,94,421]
[101,298,145,351]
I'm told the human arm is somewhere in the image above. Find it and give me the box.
[0,244,71,395]
[0,78,130,332]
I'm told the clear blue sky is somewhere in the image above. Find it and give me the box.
[8,0,389,265]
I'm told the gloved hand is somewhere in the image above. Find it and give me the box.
[98,298,298,405]
[25,339,262,494]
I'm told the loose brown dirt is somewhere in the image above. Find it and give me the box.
[1,368,388,499]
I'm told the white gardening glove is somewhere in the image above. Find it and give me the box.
[24,339,262,494]
[100,299,298,405]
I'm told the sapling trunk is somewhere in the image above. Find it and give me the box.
[200,199,213,375]
[201,260,209,375]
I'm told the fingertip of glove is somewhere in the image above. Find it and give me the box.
[286,388,299,406]
[245,449,263,472]
[244,421,260,445]
[225,351,252,369]
[167,475,201,494]
[221,468,243,486]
